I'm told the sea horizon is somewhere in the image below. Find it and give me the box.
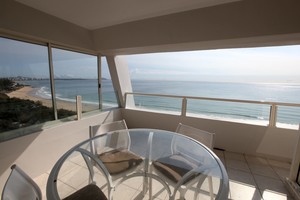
[16,79,300,128]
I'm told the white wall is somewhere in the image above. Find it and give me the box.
[0,109,123,191]
[0,0,94,51]
[122,109,299,161]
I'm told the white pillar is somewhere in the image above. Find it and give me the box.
[289,125,300,181]
[106,56,134,108]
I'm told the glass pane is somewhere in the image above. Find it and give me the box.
[297,165,300,186]
[277,106,300,129]
[0,37,53,133]
[101,57,118,109]
[126,93,181,115]
[187,99,270,125]
[126,46,300,128]
[52,48,98,119]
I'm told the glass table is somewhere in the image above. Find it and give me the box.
[47,129,229,200]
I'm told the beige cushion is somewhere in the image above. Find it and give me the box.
[63,184,107,200]
[98,149,143,175]
[153,154,198,183]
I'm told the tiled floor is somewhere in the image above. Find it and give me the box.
[34,150,295,200]
[214,150,294,200]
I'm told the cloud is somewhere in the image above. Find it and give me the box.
[125,45,300,82]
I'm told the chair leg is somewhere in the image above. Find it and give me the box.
[179,185,188,200]
[193,173,210,200]
[148,174,154,200]
[142,175,149,195]
[208,176,214,200]
[108,187,114,200]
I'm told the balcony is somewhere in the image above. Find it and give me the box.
[125,92,300,130]
[1,0,300,199]
[0,106,298,199]
[32,148,293,199]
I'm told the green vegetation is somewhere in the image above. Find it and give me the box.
[0,78,17,92]
[0,78,76,132]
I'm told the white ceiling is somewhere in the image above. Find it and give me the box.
[15,0,240,30]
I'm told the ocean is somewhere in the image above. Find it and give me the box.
[19,79,300,128]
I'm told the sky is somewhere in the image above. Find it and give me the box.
[1,37,300,83]
[124,45,300,83]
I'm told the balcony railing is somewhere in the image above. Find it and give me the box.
[125,92,300,129]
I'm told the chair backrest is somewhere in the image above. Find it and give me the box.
[175,123,215,149]
[89,119,128,138]
[2,164,42,200]
[89,120,129,154]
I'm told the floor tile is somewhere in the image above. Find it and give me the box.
[59,165,90,189]
[248,163,280,179]
[254,174,293,199]
[56,180,77,199]
[226,159,251,172]
[34,173,49,188]
[273,167,291,182]
[267,159,291,170]
[261,190,295,200]
[245,155,268,165]
[229,180,262,200]
[225,152,246,162]
[227,168,257,186]
[113,183,138,200]
[38,152,295,200]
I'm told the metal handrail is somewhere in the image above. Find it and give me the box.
[125,92,300,127]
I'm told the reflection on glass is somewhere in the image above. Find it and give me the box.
[0,37,54,133]
[52,48,98,119]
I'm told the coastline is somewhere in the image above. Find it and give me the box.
[7,86,97,112]
[5,85,299,129]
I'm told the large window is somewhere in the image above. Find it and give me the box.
[0,37,118,141]
[52,48,98,119]
[125,46,300,129]
[0,37,53,135]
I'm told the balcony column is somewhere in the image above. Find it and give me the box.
[106,56,134,108]
[269,104,277,127]
[286,125,300,199]
[290,125,300,181]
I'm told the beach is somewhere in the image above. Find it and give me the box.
[7,86,98,112]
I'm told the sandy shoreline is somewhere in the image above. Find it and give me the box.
[7,86,98,112]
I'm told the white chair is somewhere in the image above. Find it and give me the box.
[2,164,42,200]
[175,123,215,150]
[176,123,215,200]
[152,123,215,200]
[89,120,144,199]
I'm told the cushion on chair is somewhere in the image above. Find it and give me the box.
[153,154,199,183]
[98,149,143,175]
[63,184,107,200]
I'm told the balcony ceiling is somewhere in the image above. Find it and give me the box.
[15,0,240,30]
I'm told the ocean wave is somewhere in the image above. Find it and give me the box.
[34,87,52,99]
[128,104,300,129]
[56,96,118,108]
[33,86,118,107]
